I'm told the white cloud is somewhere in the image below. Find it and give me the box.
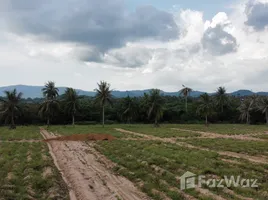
[0,0,268,93]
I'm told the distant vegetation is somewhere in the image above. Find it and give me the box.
[1,81,268,128]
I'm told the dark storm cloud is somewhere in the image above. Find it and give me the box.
[201,25,238,56]
[245,1,268,31]
[1,0,179,59]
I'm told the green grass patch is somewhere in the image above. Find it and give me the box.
[0,142,69,200]
[184,138,268,156]
[168,124,268,135]
[0,126,41,141]
[120,124,201,138]
[96,139,268,199]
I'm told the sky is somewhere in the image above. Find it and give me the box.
[0,0,268,92]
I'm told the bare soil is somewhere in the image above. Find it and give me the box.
[40,128,150,200]
[43,133,116,142]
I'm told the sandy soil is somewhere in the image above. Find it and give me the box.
[40,129,150,200]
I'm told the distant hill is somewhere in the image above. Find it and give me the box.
[0,85,267,98]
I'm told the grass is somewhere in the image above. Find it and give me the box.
[0,126,41,141]
[184,138,268,156]
[2,124,268,200]
[96,139,268,200]
[168,124,268,135]
[118,124,202,138]
[0,142,69,200]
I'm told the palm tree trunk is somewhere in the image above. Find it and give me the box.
[154,118,158,127]
[246,113,250,125]
[11,110,15,129]
[47,117,50,127]
[102,106,105,128]
[221,105,223,113]
[72,114,75,126]
[266,111,268,125]
[205,115,208,126]
[185,95,188,113]
[72,105,76,126]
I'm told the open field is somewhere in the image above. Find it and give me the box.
[0,141,69,200]
[0,126,41,141]
[1,124,268,200]
[167,124,268,135]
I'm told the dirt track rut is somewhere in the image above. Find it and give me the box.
[40,129,150,200]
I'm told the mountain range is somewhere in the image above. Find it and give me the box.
[0,85,267,98]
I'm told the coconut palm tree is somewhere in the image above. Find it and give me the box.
[197,93,214,125]
[63,88,81,126]
[0,89,23,129]
[94,81,113,127]
[42,81,59,100]
[215,86,228,112]
[180,85,192,113]
[238,98,254,124]
[121,96,138,123]
[257,96,268,125]
[147,89,165,127]
[38,99,60,126]
[39,81,59,126]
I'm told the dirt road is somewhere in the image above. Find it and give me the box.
[40,129,150,200]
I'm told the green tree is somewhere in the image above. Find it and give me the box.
[147,89,165,127]
[39,81,59,126]
[238,98,254,124]
[197,93,214,125]
[94,81,113,127]
[180,85,192,113]
[257,96,268,125]
[38,100,60,126]
[121,96,138,123]
[63,88,81,126]
[0,89,23,129]
[42,81,59,99]
[215,86,228,112]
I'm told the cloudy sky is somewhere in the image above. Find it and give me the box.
[0,0,268,92]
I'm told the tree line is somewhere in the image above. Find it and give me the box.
[0,82,268,129]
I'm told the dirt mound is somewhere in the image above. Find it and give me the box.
[44,134,115,142]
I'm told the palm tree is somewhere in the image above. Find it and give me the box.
[147,89,165,127]
[63,88,81,126]
[94,81,113,127]
[238,98,254,124]
[257,96,268,125]
[197,93,214,125]
[39,81,59,126]
[215,87,228,112]
[0,89,23,129]
[38,99,60,126]
[180,85,192,113]
[42,81,59,100]
[121,96,138,123]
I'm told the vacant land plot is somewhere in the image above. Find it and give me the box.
[1,124,268,200]
[97,140,268,199]
[0,142,69,200]
[0,126,41,141]
[184,138,268,156]
[168,124,268,135]
[47,125,138,138]
[117,125,201,138]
